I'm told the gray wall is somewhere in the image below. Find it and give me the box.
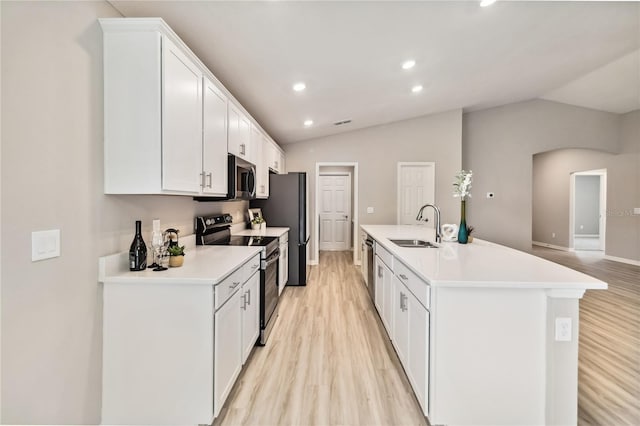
[532,146,639,261]
[462,99,620,251]
[574,175,601,235]
[1,2,248,423]
[284,110,463,259]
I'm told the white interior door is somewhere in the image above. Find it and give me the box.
[397,162,436,225]
[319,174,352,251]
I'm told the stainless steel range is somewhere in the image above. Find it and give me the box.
[195,214,279,345]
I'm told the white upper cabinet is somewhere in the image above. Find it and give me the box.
[162,38,203,193]
[202,78,229,196]
[253,126,269,199]
[228,103,252,162]
[100,18,282,196]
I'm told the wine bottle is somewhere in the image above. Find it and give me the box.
[129,220,147,271]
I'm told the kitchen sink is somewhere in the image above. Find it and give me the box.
[389,239,439,248]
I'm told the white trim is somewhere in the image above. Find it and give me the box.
[603,255,640,266]
[532,241,571,252]
[396,162,436,225]
[570,169,607,252]
[318,172,352,252]
[546,289,586,299]
[314,162,359,266]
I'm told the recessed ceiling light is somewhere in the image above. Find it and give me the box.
[480,0,497,7]
[411,85,423,93]
[304,119,313,127]
[402,60,416,70]
[293,82,306,92]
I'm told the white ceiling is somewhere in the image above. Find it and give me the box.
[109,1,640,144]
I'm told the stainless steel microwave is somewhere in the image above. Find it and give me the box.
[228,154,256,200]
[194,154,255,201]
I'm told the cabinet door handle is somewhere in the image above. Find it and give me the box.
[399,274,408,281]
[378,265,383,278]
[275,160,278,168]
[241,292,247,310]
[247,288,251,306]
[206,172,212,188]
[240,143,246,155]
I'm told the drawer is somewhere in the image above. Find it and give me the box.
[375,243,394,270]
[215,267,244,311]
[243,254,261,282]
[395,260,430,310]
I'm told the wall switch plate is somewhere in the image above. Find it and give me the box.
[555,317,572,342]
[486,192,495,199]
[634,207,640,215]
[367,207,374,214]
[552,232,556,238]
[32,229,61,261]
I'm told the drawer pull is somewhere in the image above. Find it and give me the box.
[378,265,383,277]
[229,281,241,290]
[399,274,408,281]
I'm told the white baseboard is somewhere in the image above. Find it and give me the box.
[308,259,319,266]
[532,241,571,251]
[603,255,640,266]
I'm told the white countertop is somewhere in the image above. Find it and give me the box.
[361,224,607,290]
[233,227,290,238]
[100,245,262,286]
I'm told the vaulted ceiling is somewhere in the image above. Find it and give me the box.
[109,1,640,144]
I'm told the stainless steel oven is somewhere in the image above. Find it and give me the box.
[196,214,279,345]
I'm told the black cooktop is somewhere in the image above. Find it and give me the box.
[216,235,278,247]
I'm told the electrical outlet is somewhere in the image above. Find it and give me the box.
[552,232,556,238]
[555,317,572,342]
[634,207,640,215]
[367,207,374,214]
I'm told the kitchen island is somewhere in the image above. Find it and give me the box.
[361,224,607,426]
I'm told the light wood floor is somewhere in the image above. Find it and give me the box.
[214,251,428,426]
[531,247,640,426]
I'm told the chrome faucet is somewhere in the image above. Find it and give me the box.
[416,204,442,243]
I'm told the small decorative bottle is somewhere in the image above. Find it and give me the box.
[129,220,147,271]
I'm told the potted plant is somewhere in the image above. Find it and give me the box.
[251,216,266,230]
[167,244,185,267]
[467,226,475,243]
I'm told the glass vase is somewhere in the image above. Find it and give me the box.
[458,199,468,244]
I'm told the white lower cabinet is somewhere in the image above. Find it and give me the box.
[407,292,429,413]
[214,283,242,418]
[241,271,260,364]
[374,255,393,332]
[278,232,289,294]
[214,254,260,418]
[101,252,261,425]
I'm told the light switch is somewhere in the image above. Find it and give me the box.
[367,207,374,214]
[32,229,61,261]
[634,207,640,215]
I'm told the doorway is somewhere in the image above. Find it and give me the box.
[319,172,352,251]
[570,169,606,252]
[397,162,436,225]
[314,163,359,266]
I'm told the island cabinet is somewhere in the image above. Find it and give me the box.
[100,247,261,425]
[376,247,430,416]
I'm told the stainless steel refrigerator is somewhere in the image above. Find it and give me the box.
[251,172,309,286]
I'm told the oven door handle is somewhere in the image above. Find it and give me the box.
[263,253,280,268]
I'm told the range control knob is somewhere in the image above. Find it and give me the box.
[205,219,212,225]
